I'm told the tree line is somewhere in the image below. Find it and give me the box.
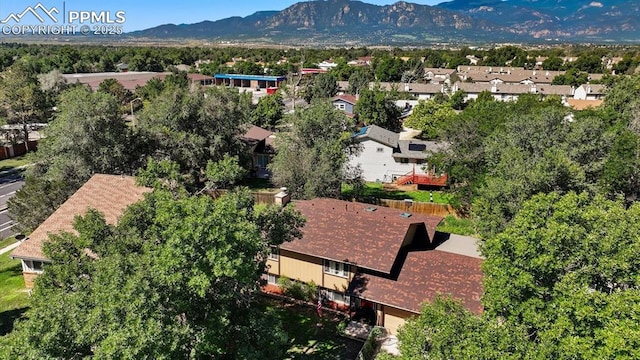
[388,74,640,359]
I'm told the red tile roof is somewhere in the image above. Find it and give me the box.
[11,175,151,261]
[282,198,442,274]
[350,250,483,314]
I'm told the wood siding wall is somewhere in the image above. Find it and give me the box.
[383,307,418,335]
[23,271,39,289]
[269,249,352,291]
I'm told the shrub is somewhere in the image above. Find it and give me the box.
[277,277,318,302]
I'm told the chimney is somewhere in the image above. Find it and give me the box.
[274,187,291,207]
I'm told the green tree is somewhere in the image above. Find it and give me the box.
[347,68,374,96]
[481,192,640,358]
[97,78,134,114]
[2,189,304,359]
[354,87,401,131]
[403,99,456,139]
[551,68,589,87]
[398,297,532,360]
[304,73,338,102]
[205,154,247,189]
[269,102,359,199]
[9,86,143,232]
[601,129,640,202]
[0,62,47,148]
[138,86,252,185]
[372,55,407,82]
[542,56,564,71]
[251,92,284,131]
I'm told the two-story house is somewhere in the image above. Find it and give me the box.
[349,125,446,183]
[264,197,483,334]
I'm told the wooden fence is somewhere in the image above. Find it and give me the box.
[0,141,38,160]
[207,189,277,205]
[381,199,456,217]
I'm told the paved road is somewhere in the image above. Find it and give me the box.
[0,172,25,239]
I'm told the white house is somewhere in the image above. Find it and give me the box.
[573,84,606,100]
[350,125,445,183]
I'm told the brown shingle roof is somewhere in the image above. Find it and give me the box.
[243,125,273,142]
[350,250,483,314]
[333,94,358,105]
[11,175,151,261]
[282,198,442,274]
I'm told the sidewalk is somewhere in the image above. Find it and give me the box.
[0,240,21,256]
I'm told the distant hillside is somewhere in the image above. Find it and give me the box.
[438,0,639,41]
[129,0,640,44]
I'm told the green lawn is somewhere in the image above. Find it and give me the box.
[436,215,478,237]
[263,298,363,359]
[0,236,17,250]
[342,182,453,204]
[0,253,29,335]
[0,155,32,173]
[238,178,279,193]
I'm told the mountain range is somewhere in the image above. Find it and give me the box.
[130,0,640,44]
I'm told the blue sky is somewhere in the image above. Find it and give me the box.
[0,0,443,31]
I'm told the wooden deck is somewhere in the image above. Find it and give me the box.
[396,171,448,187]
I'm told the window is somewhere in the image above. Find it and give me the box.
[269,246,279,261]
[400,158,409,164]
[267,274,278,285]
[376,147,384,153]
[323,260,349,278]
[22,260,46,273]
[325,289,351,305]
[256,154,270,169]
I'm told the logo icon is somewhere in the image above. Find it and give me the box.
[1,2,60,24]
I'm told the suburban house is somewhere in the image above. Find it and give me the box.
[332,94,358,117]
[336,81,444,101]
[264,197,483,334]
[423,68,456,84]
[242,125,276,179]
[452,82,574,102]
[187,73,215,86]
[10,174,151,289]
[213,74,286,89]
[349,125,447,184]
[573,84,606,100]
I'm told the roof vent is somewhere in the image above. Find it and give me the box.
[365,207,377,212]
[400,212,412,218]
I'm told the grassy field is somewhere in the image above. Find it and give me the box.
[436,215,478,237]
[0,155,32,173]
[0,253,29,335]
[264,298,363,359]
[342,182,453,204]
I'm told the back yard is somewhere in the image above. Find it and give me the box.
[0,251,29,335]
